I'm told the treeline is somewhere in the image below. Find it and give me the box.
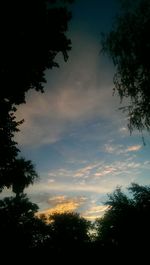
[1,183,150,262]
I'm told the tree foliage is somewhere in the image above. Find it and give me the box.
[0,195,38,253]
[39,212,91,261]
[95,183,150,261]
[0,101,21,190]
[48,212,90,246]
[102,0,150,132]
[0,0,72,105]
[0,101,38,193]
[0,194,55,259]
[0,0,72,192]
[0,99,38,193]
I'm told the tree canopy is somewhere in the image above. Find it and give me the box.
[102,0,150,133]
[0,194,38,252]
[95,183,150,262]
[39,212,91,261]
[0,0,72,105]
[48,212,90,246]
[0,0,72,192]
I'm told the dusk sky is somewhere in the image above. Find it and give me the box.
[6,0,150,220]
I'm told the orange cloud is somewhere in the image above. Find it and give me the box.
[36,196,87,221]
[38,201,79,216]
[127,145,142,152]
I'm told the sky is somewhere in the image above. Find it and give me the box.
[3,0,150,221]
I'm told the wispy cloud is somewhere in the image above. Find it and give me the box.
[83,205,108,220]
[16,84,119,147]
[104,143,142,155]
[73,162,102,178]
[104,143,124,155]
[26,155,149,200]
[15,31,121,148]
[27,181,111,194]
[119,127,128,135]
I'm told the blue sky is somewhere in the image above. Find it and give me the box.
[5,0,150,220]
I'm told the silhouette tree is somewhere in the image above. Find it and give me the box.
[42,212,91,260]
[0,195,37,252]
[0,1,73,260]
[10,158,38,195]
[0,101,20,190]
[0,0,72,105]
[0,103,38,193]
[0,194,54,260]
[102,0,150,133]
[95,187,134,247]
[0,102,38,193]
[95,183,150,262]
[0,0,72,191]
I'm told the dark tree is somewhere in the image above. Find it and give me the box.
[0,1,73,259]
[43,212,91,260]
[0,0,72,191]
[0,194,56,262]
[0,195,38,253]
[10,158,38,195]
[0,0,72,105]
[0,194,54,260]
[102,0,150,133]
[95,187,134,247]
[0,102,38,193]
[0,101,21,191]
[95,183,150,262]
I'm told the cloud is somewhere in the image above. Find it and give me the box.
[94,166,116,177]
[16,84,118,147]
[27,181,111,194]
[127,145,142,152]
[25,154,150,221]
[83,205,109,220]
[36,195,87,219]
[47,179,55,183]
[119,126,130,137]
[143,161,150,166]
[104,143,142,155]
[85,205,108,214]
[73,162,102,178]
[34,190,109,221]
[104,143,124,155]
[15,30,121,148]
[36,194,109,221]
[26,155,146,200]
